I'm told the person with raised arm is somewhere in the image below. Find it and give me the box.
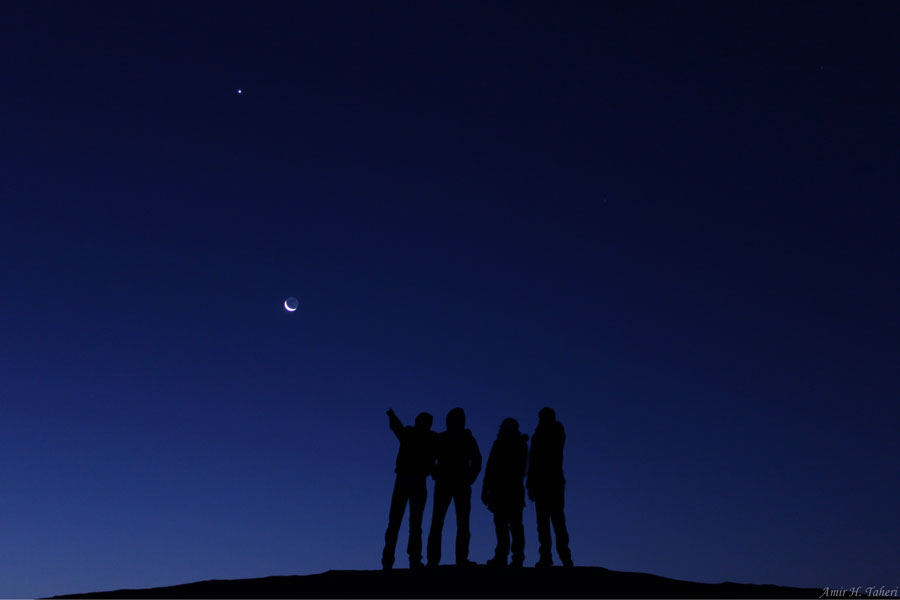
[382,408,437,570]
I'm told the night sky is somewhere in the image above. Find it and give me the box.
[2,2,899,597]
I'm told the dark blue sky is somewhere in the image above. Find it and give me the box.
[2,1,898,597]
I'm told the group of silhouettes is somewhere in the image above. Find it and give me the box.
[382,406,572,570]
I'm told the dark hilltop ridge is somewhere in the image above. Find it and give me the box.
[50,565,822,599]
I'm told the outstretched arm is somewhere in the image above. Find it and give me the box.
[386,408,404,440]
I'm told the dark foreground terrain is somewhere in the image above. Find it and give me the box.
[51,565,822,598]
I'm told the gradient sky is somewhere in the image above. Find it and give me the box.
[2,2,899,597]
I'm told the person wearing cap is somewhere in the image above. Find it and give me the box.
[426,407,482,567]
[482,417,529,567]
[527,407,573,567]
[382,408,438,570]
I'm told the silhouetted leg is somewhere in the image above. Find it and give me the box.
[510,506,525,565]
[427,483,452,566]
[535,500,553,563]
[454,485,472,564]
[492,510,509,560]
[407,477,427,565]
[550,490,572,565]
[383,476,409,568]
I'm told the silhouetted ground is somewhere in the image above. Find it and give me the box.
[50,565,823,598]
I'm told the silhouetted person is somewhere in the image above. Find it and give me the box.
[382,408,437,570]
[426,407,482,567]
[527,407,573,567]
[481,417,528,567]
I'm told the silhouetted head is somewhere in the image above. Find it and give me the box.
[538,407,556,424]
[414,412,433,430]
[499,417,519,436]
[446,407,466,431]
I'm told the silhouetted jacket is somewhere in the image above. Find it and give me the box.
[433,428,481,487]
[526,420,566,497]
[389,413,437,478]
[482,431,529,511]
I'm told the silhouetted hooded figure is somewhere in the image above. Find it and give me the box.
[382,409,437,570]
[481,418,528,567]
[526,407,573,567]
[426,407,482,567]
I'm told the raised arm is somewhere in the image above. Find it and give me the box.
[386,408,404,440]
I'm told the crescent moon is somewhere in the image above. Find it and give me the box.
[284,300,297,312]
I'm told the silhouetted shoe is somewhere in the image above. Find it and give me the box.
[510,558,524,568]
[535,558,553,568]
[456,559,478,567]
[426,561,439,569]
[409,560,425,569]
[486,557,507,567]
[562,558,574,568]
